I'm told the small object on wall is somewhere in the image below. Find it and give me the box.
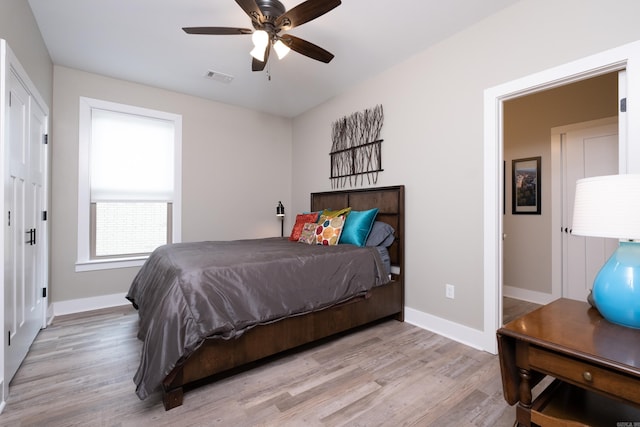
[330,104,384,188]
[512,156,541,214]
[276,201,285,237]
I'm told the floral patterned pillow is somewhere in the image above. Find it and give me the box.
[297,222,318,245]
[289,213,320,241]
[314,214,346,245]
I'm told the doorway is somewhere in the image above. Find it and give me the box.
[482,39,640,354]
[502,75,618,314]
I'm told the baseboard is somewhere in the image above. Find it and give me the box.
[49,298,492,353]
[52,292,130,317]
[404,306,486,352]
[50,297,498,354]
[46,303,54,326]
[0,380,5,414]
[503,286,557,305]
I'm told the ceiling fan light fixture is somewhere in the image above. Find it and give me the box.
[250,30,269,61]
[251,30,269,48]
[183,0,341,71]
[273,39,290,59]
[250,46,265,61]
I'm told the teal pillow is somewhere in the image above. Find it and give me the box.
[339,208,379,246]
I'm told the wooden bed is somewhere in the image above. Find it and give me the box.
[160,185,405,410]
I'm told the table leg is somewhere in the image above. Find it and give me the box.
[515,367,532,426]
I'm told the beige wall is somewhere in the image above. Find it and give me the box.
[5,0,640,331]
[0,0,52,108]
[291,0,640,330]
[503,73,618,296]
[51,66,292,302]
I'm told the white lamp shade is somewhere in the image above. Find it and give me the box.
[273,39,290,59]
[250,46,265,61]
[250,30,269,61]
[572,174,640,240]
[251,30,269,47]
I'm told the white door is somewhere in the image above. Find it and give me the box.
[561,121,618,301]
[4,69,46,383]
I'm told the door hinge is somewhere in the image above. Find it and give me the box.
[620,98,627,113]
[43,134,48,145]
[42,287,47,298]
[42,211,47,221]
[8,211,10,227]
[8,331,10,346]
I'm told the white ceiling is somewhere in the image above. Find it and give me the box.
[28,0,517,118]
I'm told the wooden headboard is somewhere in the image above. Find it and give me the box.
[310,185,405,283]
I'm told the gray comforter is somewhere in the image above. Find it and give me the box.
[126,237,389,399]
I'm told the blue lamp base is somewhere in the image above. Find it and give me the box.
[592,241,640,329]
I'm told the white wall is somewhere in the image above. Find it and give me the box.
[291,0,640,332]
[51,66,292,304]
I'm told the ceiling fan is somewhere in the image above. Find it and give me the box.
[183,0,341,72]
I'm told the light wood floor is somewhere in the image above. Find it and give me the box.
[1,299,539,426]
[503,297,541,325]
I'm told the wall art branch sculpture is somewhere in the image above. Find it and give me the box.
[330,104,384,188]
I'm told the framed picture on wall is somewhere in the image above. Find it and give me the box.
[512,156,541,214]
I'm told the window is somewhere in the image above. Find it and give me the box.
[77,97,181,271]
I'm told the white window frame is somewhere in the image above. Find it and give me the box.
[76,97,182,271]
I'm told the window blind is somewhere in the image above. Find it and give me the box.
[90,108,174,201]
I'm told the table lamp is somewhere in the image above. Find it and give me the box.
[276,201,285,237]
[571,174,640,329]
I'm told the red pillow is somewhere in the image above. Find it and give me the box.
[289,213,320,241]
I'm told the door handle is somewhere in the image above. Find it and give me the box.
[25,228,36,245]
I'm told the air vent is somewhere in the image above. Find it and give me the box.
[204,70,234,84]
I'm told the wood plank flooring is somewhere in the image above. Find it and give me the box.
[0,299,539,426]
[503,297,541,325]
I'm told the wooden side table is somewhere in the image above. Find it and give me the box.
[497,298,640,426]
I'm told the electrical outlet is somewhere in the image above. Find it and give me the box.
[445,284,455,299]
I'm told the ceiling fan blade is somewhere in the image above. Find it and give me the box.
[275,0,341,30]
[252,58,266,71]
[280,34,334,63]
[183,27,252,35]
[252,45,270,71]
[236,0,265,24]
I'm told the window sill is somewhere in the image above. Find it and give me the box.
[75,256,147,272]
